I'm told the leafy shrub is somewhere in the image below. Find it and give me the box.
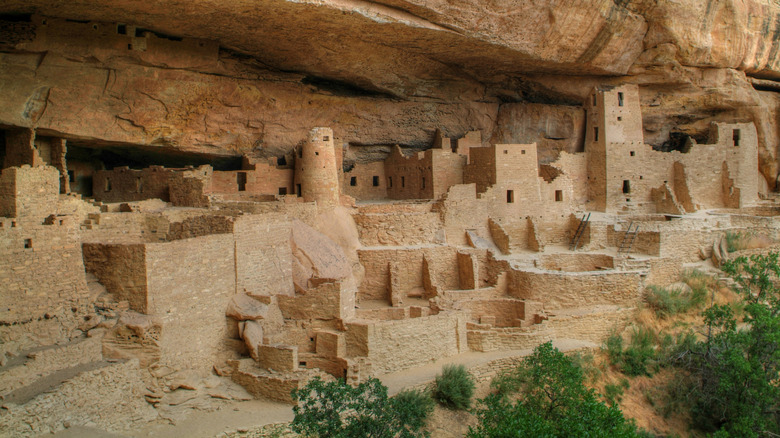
[603,379,630,406]
[604,327,657,377]
[291,377,433,438]
[470,342,646,437]
[391,389,435,437]
[433,364,475,410]
[724,230,751,252]
[645,284,706,318]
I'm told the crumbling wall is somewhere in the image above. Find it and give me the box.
[357,246,457,302]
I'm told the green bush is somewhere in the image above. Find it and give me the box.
[603,379,630,406]
[469,342,647,437]
[645,284,706,318]
[433,364,475,410]
[604,327,657,377]
[724,230,751,252]
[390,389,435,437]
[291,377,433,438]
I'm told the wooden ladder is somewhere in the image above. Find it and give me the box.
[569,213,591,251]
[618,222,640,255]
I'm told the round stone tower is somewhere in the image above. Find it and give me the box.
[295,127,340,206]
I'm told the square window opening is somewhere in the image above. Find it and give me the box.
[278,187,287,195]
[630,151,635,156]
[555,190,563,202]
[350,177,357,186]
[506,190,514,203]
[24,238,32,249]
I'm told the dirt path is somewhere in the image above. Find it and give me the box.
[48,339,594,437]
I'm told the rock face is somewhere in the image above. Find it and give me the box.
[0,0,778,184]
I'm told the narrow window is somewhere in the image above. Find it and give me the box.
[733,129,741,146]
[315,151,319,156]
[68,170,75,183]
[298,148,303,158]
[618,116,622,121]
[594,127,599,142]
[136,177,143,193]
[618,92,624,107]
[592,94,597,105]
[622,180,631,194]
[507,190,514,203]
[372,176,379,187]
[388,177,393,188]
[237,172,247,192]
[127,43,132,50]
[24,238,32,249]
[296,184,302,196]
[555,190,563,202]
[422,177,426,189]
[105,178,111,192]
[350,177,357,186]
[401,176,405,188]
[278,187,287,195]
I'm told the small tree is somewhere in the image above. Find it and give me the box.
[469,342,645,438]
[678,254,780,436]
[291,377,433,438]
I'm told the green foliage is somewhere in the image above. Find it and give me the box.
[604,327,658,377]
[291,377,433,438]
[669,254,780,436]
[433,364,475,410]
[724,230,751,252]
[645,284,706,318]
[472,342,646,438]
[603,379,630,407]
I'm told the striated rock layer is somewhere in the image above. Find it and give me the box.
[0,0,778,184]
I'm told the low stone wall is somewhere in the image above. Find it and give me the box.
[346,311,467,375]
[539,253,614,272]
[508,268,643,310]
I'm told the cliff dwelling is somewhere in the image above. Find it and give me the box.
[1,4,780,436]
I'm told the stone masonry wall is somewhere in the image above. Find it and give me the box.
[234,213,294,297]
[144,234,236,372]
[509,268,643,310]
[0,219,89,324]
[346,311,465,375]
